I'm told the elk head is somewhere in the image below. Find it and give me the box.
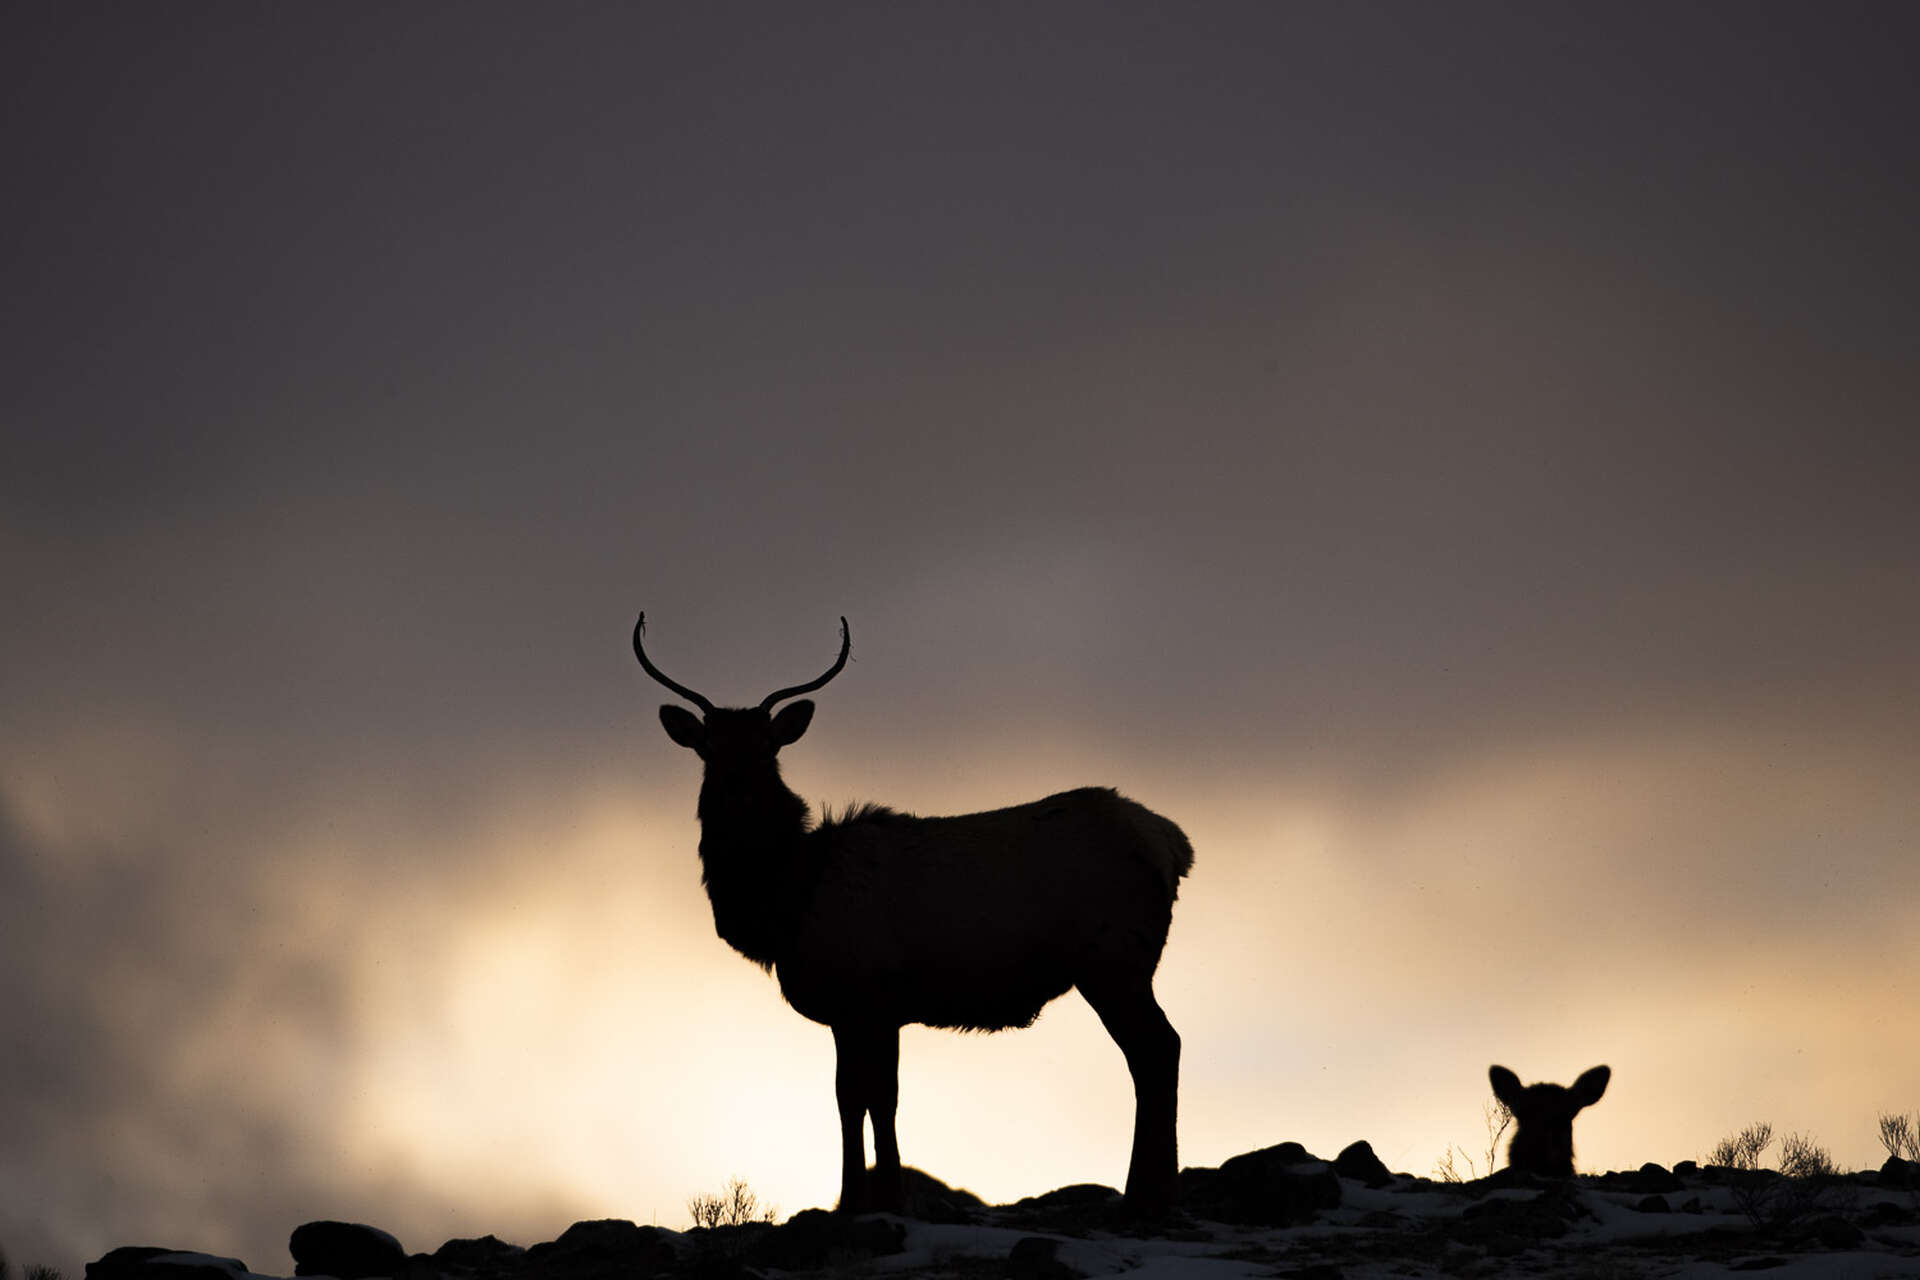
[635,612,851,769]
[1489,1063,1610,1178]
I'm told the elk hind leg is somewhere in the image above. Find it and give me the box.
[1081,980,1181,1214]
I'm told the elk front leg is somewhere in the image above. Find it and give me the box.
[832,1023,872,1212]
[832,1023,906,1213]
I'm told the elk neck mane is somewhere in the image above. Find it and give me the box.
[692,771,905,970]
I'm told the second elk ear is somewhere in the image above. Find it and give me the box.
[771,699,815,747]
[1570,1065,1611,1108]
[660,705,707,752]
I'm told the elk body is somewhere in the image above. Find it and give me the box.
[636,614,1193,1215]
[1489,1064,1611,1177]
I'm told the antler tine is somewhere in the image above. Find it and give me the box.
[759,616,852,710]
[632,612,717,714]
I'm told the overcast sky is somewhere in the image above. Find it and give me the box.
[4,2,1918,1272]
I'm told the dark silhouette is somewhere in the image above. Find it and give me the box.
[635,613,1193,1215]
[1488,1064,1611,1177]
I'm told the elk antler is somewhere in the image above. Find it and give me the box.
[632,612,717,714]
[759,616,851,710]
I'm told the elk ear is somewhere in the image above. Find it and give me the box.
[1570,1064,1611,1108]
[660,705,707,752]
[770,699,815,747]
[1489,1065,1524,1107]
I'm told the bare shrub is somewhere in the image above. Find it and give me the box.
[1710,1124,1850,1227]
[1709,1121,1773,1172]
[1779,1131,1838,1179]
[1,1248,62,1280]
[1778,1131,1852,1221]
[1879,1112,1920,1163]
[687,1175,779,1230]
[1878,1112,1920,1207]
[1434,1093,1514,1184]
[1710,1122,1780,1227]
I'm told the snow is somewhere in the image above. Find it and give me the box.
[852,1171,1920,1278]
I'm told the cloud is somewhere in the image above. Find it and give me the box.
[0,767,592,1273]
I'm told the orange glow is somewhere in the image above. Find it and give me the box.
[6,708,1916,1263]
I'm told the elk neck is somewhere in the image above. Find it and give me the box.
[693,758,817,969]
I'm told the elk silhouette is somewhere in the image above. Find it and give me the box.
[635,613,1193,1215]
[1488,1064,1610,1177]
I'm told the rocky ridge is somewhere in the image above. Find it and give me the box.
[80,1146,1920,1279]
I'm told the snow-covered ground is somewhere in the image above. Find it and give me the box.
[86,1160,1920,1280]
[876,1171,1920,1278]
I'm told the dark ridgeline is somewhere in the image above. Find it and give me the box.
[635,613,1193,1215]
[1489,1064,1611,1177]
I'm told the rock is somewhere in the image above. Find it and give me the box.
[521,1220,675,1280]
[1222,1141,1314,1173]
[87,1248,179,1280]
[1673,1160,1699,1177]
[1178,1165,1223,1203]
[1635,1195,1671,1213]
[88,1251,249,1280]
[737,1208,902,1272]
[1334,1140,1395,1188]
[430,1236,525,1274]
[1881,1155,1919,1189]
[900,1166,989,1223]
[1861,1199,1918,1227]
[1802,1215,1865,1250]
[1459,1183,1587,1243]
[1018,1183,1122,1209]
[1613,1162,1685,1194]
[1006,1236,1080,1279]
[1482,1165,1545,1193]
[290,1222,405,1279]
[999,1183,1129,1236]
[1193,1143,1342,1226]
[1483,1230,1528,1257]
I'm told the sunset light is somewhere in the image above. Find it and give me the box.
[5,4,1917,1277]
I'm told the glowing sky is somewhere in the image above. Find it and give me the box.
[4,3,1918,1273]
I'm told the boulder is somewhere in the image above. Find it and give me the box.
[899,1166,987,1223]
[1458,1186,1582,1243]
[1006,1236,1081,1280]
[520,1221,675,1280]
[289,1223,405,1279]
[1333,1140,1394,1188]
[999,1182,1127,1235]
[1015,1183,1121,1210]
[429,1236,525,1275]
[1598,1162,1685,1194]
[1802,1214,1866,1250]
[736,1208,902,1271]
[88,1251,249,1280]
[87,1248,178,1280]
[1191,1143,1342,1225]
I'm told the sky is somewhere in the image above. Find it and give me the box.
[3,1,1918,1272]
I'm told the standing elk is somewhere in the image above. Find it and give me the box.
[1488,1064,1611,1177]
[635,613,1193,1215]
